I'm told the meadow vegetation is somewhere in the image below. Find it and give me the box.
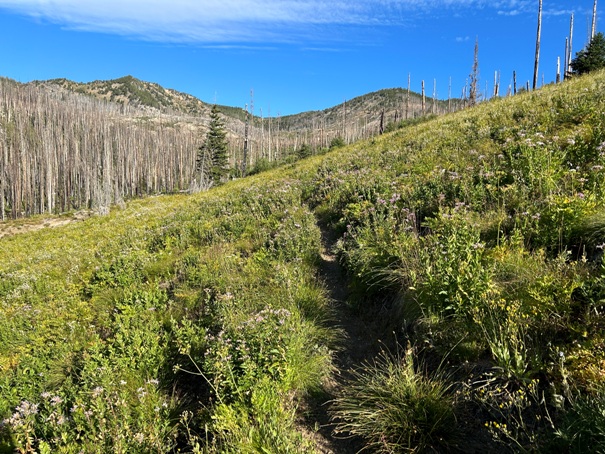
[3,70,605,452]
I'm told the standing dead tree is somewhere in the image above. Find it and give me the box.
[494,71,501,97]
[242,104,250,177]
[568,13,575,78]
[469,38,480,106]
[448,77,452,112]
[406,73,411,120]
[533,0,543,91]
[432,79,437,114]
[342,99,347,143]
[593,0,598,40]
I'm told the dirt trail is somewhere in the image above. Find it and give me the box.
[0,211,92,239]
[300,222,383,453]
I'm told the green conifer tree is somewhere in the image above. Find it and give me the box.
[572,32,605,75]
[296,143,312,160]
[200,105,229,185]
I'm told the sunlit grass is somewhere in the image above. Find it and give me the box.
[3,70,605,452]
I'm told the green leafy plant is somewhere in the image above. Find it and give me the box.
[415,209,495,319]
[553,386,605,453]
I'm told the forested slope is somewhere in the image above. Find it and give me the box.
[0,77,202,218]
[0,76,446,221]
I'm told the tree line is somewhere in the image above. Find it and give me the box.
[0,78,444,220]
[0,78,200,219]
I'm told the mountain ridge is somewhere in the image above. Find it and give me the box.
[30,74,457,128]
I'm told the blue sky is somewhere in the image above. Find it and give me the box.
[0,1,599,116]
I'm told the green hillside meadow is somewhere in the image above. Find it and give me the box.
[3,71,605,452]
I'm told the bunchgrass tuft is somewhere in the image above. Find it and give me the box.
[331,347,459,453]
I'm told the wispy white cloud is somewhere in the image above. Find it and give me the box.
[0,0,373,43]
[302,47,348,52]
[496,1,581,18]
[543,9,576,17]
[498,9,522,16]
[0,0,562,44]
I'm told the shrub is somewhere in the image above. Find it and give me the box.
[247,158,275,175]
[208,379,314,453]
[329,137,345,150]
[414,210,495,319]
[297,144,312,160]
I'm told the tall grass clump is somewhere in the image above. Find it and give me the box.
[332,348,458,453]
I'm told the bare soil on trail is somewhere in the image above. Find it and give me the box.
[0,211,92,239]
[299,223,384,453]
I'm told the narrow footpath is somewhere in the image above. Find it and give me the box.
[300,221,383,453]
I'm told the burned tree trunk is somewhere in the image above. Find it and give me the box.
[569,13,575,77]
[593,0,598,39]
[469,38,479,106]
[406,73,411,120]
[533,0,543,91]
[421,80,426,114]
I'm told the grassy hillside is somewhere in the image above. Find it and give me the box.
[37,76,446,127]
[3,71,605,452]
[35,76,212,115]
[274,87,458,132]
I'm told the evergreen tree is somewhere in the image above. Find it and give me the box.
[572,32,605,75]
[199,105,229,185]
[329,136,345,150]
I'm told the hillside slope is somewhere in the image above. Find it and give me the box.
[37,75,210,115]
[3,71,605,452]
[0,75,456,220]
[36,75,453,130]
[36,75,457,145]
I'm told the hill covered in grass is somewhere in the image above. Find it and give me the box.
[3,71,605,452]
[37,75,211,115]
[33,75,444,140]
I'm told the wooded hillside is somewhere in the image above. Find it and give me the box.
[0,78,201,219]
[0,76,457,220]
